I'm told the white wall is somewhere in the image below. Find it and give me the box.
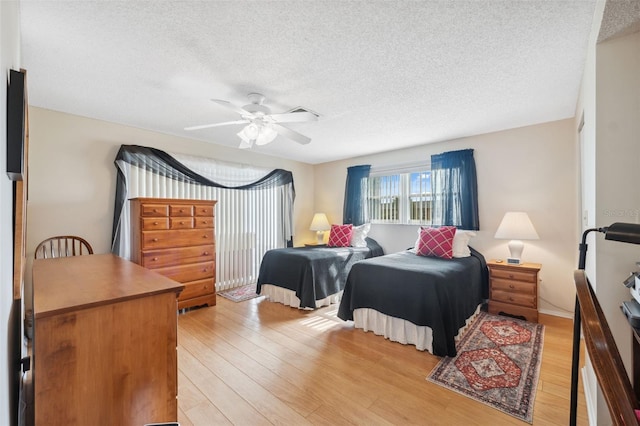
[25,107,316,297]
[593,29,640,425]
[315,119,579,317]
[1,1,21,424]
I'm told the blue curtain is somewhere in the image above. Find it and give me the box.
[431,149,479,230]
[343,165,371,226]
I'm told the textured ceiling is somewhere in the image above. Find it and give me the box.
[20,0,597,164]
[599,0,640,42]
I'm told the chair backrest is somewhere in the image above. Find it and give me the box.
[34,236,94,259]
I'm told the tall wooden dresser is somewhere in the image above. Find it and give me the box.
[130,197,217,310]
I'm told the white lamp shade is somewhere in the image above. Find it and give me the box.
[494,212,538,264]
[310,213,330,245]
[494,212,539,240]
[309,213,331,231]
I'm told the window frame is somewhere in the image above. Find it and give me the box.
[368,164,432,226]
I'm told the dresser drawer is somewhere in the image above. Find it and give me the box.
[142,229,214,249]
[489,268,537,283]
[141,217,169,230]
[155,261,215,283]
[170,204,194,217]
[491,289,536,308]
[491,278,536,295]
[141,245,215,269]
[170,217,194,229]
[195,204,214,217]
[141,203,169,217]
[194,217,214,229]
[179,278,215,301]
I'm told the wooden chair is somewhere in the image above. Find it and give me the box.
[34,236,94,259]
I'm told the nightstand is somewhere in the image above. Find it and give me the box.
[487,260,541,323]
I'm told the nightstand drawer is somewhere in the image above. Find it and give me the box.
[490,268,537,283]
[491,278,536,295]
[488,301,538,323]
[491,289,536,308]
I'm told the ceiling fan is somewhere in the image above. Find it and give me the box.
[185,93,318,149]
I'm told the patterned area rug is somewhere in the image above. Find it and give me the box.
[427,312,544,423]
[218,284,262,302]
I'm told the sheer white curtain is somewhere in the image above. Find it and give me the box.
[113,148,293,291]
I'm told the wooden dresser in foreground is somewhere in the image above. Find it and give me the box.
[130,197,217,310]
[487,260,541,323]
[32,254,183,426]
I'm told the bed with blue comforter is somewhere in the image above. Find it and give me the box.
[257,237,384,309]
[337,247,488,356]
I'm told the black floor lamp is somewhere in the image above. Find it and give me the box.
[570,222,640,426]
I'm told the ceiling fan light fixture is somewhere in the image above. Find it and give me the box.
[239,122,260,140]
[255,125,278,146]
[237,127,255,149]
[238,138,254,149]
[188,93,315,148]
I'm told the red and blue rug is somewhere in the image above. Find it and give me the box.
[218,284,262,302]
[427,312,544,423]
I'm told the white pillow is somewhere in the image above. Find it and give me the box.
[409,227,475,258]
[452,230,476,258]
[350,223,371,247]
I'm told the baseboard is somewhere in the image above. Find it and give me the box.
[538,307,573,319]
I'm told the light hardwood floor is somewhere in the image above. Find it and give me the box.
[177,296,588,425]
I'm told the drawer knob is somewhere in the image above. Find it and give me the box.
[152,238,159,242]
[179,209,184,212]
[508,297,514,301]
[203,235,208,238]
[153,221,159,225]
[152,257,158,261]
[508,274,514,279]
[180,221,184,225]
[203,252,209,255]
[509,284,515,289]
[153,209,157,212]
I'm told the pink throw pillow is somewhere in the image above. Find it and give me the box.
[416,226,457,259]
[328,224,354,247]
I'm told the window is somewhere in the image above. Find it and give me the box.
[368,169,431,225]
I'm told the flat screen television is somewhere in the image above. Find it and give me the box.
[6,69,26,181]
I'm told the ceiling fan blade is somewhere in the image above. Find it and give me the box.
[272,123,311,145]
[269,112,318,123]
[184,119,249,131]
[211,99,251,116]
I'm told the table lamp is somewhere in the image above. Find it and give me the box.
[494,211,539,265]
[309,213,330,245]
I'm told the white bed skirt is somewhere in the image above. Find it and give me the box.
[352,305,481,355]
[259,284,343,310]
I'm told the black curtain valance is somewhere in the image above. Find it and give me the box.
[115,144,294,189]
[112,144,295,251]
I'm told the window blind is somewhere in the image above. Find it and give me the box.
[112,145,294,291]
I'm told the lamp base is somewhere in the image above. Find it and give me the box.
[316,231,324,245]
[507,239,524,264]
